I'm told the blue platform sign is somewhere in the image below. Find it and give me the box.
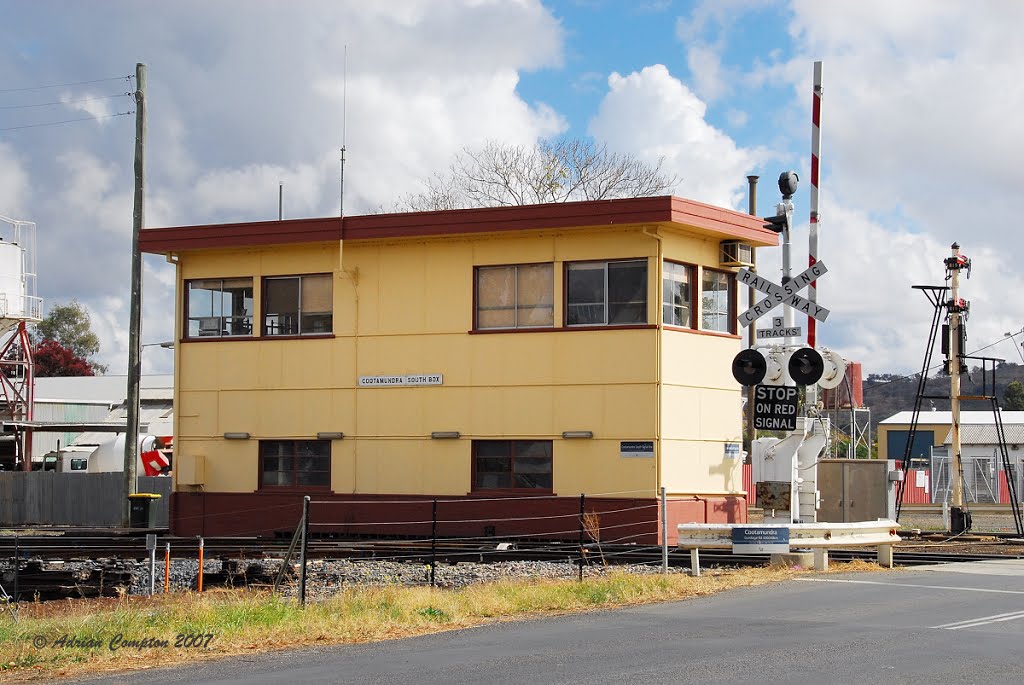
[731,526,790,554]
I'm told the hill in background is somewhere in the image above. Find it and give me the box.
[862,361,1024,436]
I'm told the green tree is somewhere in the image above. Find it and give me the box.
[1004,380,1024,410]
[30,300,107,374]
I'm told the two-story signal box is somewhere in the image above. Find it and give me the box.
[139,196,777,543]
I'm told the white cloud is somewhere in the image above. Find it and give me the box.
[0,143,28,217]
[589,64,766,209]
[59,90,116,121]
[0,1,566,374]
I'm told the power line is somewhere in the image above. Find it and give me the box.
[863,331,1023,393]
[0,92,133,111]
[0,75,133,94]
[0,110,134,132]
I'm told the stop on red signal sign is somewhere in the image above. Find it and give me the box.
[754,385,798,431]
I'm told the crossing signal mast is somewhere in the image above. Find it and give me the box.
[730,171,847,524]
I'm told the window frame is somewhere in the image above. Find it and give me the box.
[471,439,554,494]
[258,439,332,491]
[474,262,555,331]
[699,267,736,334]
[183,277,255,340]
[261,273,334,337]
[564,258,649,327]
[662,259,696,329]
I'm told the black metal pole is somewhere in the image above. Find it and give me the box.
[299,496,310,605]
[578,494,585,582]
[430,499,438,588]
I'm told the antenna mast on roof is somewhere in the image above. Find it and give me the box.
[340,44,347,218]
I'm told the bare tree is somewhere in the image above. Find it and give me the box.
[396,138,678,211]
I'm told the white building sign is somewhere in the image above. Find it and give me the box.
[358,374,443,387]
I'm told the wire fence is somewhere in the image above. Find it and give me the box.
[277,491,676,601]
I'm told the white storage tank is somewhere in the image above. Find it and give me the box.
[0,240,27,320]
[0,215,41,331]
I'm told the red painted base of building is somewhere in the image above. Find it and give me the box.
[171,492,748,545]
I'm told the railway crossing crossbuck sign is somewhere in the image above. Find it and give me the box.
[737,262,830,328]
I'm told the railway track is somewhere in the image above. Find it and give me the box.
[2,534,1023,567]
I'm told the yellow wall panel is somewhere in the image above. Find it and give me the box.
[661,385,743,442]
[177,391,219,438]
[554,440,656,497]
[174,438,257,493]
[660,330,742,388]
[660,438,744,495]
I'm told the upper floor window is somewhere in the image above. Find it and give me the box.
[185,278,254,338]
[566,259,647,326]
[259,439,331,489]
[263,274,333,336]
[663,261,693,328]
[701,268,734,333]
[472,440,552,491]
[475,263,554,330]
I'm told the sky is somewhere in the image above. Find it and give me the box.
[2,0,1024,379]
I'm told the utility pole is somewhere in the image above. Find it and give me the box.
[124,62,146,527]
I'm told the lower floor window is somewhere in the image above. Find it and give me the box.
[473,440,552,490]
[260,440,330,488]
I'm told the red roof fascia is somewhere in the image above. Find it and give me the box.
[139,196,777,254]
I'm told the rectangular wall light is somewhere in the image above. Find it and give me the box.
[316,432,345,440]
[223,432,250,440]
[562,431,594,439]
[430,431,460,439]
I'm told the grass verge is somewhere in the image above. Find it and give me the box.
[0,562,883,681]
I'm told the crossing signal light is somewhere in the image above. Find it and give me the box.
[733,346,847,388]
[787,347,824,385]
[731,349,766,386]
[762,214,787,233]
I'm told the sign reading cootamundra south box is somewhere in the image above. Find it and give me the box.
[358,374,443,387]
[731,526,790,554]
[620,441,654,458]
[753,385,798,431]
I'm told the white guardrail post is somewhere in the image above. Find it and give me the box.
[678,520,901,573]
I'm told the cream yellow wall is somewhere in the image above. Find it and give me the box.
[878,421,950,461]
[173,222,743,497]
[659,330,744,494]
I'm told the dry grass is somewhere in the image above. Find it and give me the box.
[0,562,886,681]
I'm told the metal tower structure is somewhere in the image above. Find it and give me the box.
[894,244,1024,535]
[0,215,42,471]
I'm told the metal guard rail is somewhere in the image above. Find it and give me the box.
[678,520,902,574]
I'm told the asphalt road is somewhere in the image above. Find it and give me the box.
[74,560,1024,685]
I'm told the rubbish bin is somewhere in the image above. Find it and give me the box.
[128,493,163,528]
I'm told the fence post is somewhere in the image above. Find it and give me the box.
[147,533,156,596]
[197,536,204,593]
[164,543,170,593]
[578,493,585,582]
[13,534,18,606]
[299,495,310,606]
[430,499,438,587]
[660,486,668,574]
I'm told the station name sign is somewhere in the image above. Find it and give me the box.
[753,385,799,431]
[731,526,790,554]
[358,374,443,387]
